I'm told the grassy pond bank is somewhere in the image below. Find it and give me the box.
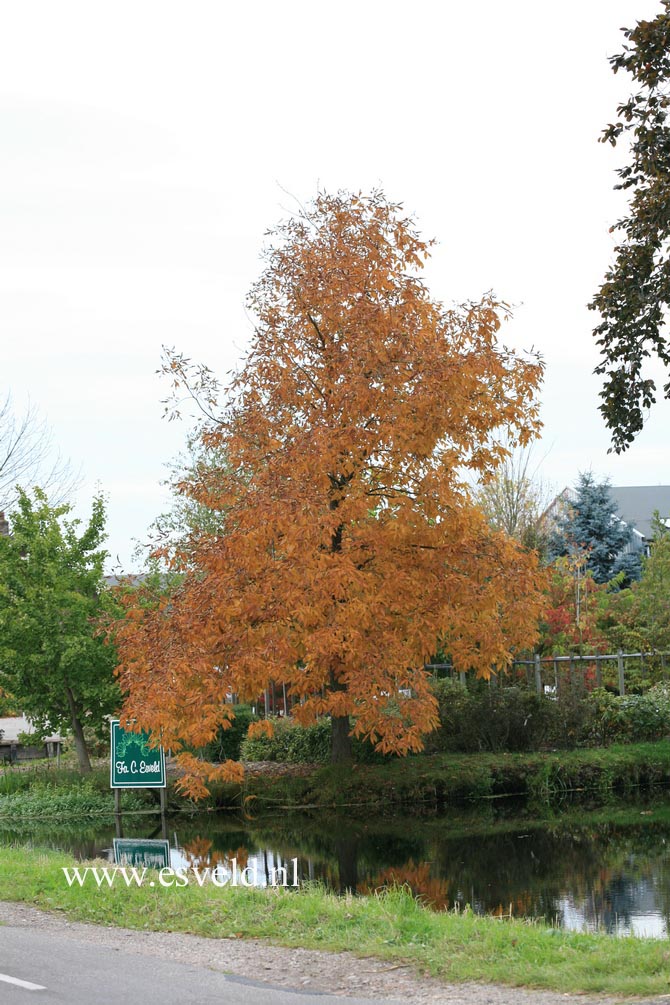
[1,845,670,998]
[3,741,670,996]
[3,741,670,817]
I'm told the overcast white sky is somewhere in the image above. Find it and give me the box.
[2,0,669,570]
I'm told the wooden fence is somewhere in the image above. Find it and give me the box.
[246,652,670,716]
[425,651,670,698]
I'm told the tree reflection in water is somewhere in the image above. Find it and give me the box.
[4,800,670,934]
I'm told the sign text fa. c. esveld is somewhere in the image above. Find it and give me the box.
[110,719,166,788]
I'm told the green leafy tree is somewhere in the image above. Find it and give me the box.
[590,3,670,451]
[633,515,670,651]
[0,488,121,772]
[0,686,18,716]
[598,518,670,680]
[549,473,642,585]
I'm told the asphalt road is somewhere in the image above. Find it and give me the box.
[0,925,399,1005]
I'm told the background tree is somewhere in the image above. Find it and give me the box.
[141,426,228,571]
[549,472,642,585]
[538,556,610,656]
[0,393,79,511]
[590,2,670,451]
[0,488,121,772]
[629,515,670,651]
[0,685,18,717]
[597,516,670,667]
[474,441,552,557]
[113,190,546,797]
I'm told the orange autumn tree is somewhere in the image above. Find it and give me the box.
[113,190,546,797]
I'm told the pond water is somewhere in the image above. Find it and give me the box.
[4,796,670,938]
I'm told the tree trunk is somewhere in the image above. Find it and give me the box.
[65,685,91,774]
[327,501,352,765]
[330,714,352,764]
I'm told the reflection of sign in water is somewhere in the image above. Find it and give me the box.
[113,838,170,869]
[110,719,166,788]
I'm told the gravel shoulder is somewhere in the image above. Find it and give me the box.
[0,899,657,1004]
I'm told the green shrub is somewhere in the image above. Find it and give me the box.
[240,716,391,764]
[427,678,558,753]
[351,734,393,764]
[0,765,111,796]
[0,769,35,796]
[240,681,670,762]
[240,717,331,763]
[425,677,670,754]
[586,685,670,745]
[423,678,470,753]
[539,689,601,750]
[201,704,259,762]
[0,780,146,819]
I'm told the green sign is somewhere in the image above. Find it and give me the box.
[113,838,170,869]
[110,719,166,788]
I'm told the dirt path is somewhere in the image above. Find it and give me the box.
[0,900,660,1004]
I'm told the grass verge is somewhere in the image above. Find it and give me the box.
[0,767,151,819]
[209,741,670,811]
[1,846,669,997]
[4,742,670,815]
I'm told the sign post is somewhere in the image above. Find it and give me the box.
[110,720,168,864]
[110,719,166,789]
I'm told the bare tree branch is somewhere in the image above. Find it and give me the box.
[0,393,81,511]
[474,436,554,554]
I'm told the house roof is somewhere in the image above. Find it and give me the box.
[0,715,62,743]
[607,486,670,541]
[544,484,670,544]
[103,574,150,588]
